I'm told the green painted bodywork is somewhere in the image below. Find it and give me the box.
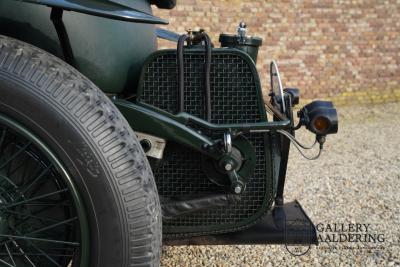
[15,0,168,24]
[0,0,161,94]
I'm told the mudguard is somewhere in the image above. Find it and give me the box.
[0,0,163,94]
[14,0,168,24]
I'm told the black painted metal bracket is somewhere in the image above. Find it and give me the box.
[275,94,295,206]
[50,8,76,67]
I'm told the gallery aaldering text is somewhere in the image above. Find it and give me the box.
[316,223,385,243]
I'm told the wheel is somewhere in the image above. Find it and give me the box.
[0,35,162,266]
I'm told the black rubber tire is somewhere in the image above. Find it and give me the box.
[0,35,162,267]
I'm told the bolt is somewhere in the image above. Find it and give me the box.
[234,185,242,194]
[224,163,233,171]
[140,139,152,153]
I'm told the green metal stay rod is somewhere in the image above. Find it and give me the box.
[177,112,291,132]
[116,100,291,159]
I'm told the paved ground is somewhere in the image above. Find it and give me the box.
[161,102,400,267]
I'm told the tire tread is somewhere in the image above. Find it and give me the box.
[0,35,161,267]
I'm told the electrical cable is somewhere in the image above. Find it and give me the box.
[276,130,322,160]
[276,130,317,149]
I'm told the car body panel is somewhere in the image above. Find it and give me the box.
[14,0,168,24]
[0,0,161,94]
[0,0,331,246]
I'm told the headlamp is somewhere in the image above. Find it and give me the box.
[298,101,338,136]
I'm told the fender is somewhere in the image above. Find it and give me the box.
[14,0,168,24]
[0,0,165,94]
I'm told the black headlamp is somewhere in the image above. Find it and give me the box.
[298,101,338,136]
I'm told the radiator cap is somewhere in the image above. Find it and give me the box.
[219,34,262,62]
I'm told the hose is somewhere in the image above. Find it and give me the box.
[177,34,189,113]
[176,32,212,121]
[201,32,212,121]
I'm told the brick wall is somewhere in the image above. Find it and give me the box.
[153,0,400,105]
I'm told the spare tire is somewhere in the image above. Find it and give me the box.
[0,35,162,267]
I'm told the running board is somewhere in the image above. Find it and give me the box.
[163,200,318,246]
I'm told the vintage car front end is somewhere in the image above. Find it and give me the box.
[116,24,339,245]
[0,0,339,265]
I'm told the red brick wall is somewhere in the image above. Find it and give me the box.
[153,0,400,104]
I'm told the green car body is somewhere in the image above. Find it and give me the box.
[0,0,160,95]
[0,0,338,249]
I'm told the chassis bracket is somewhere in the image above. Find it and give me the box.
[115,100,291,160]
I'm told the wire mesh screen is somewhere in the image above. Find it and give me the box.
[138,49,273,235]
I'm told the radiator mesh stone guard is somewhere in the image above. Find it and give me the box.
[137,49,274,236]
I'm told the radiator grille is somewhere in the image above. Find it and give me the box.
[140,52,261,123]
[138,49,273,235]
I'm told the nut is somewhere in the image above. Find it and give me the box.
[224,163,233,171]
[234,185,242,194]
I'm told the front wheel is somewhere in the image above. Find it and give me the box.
[0,35,162,266]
